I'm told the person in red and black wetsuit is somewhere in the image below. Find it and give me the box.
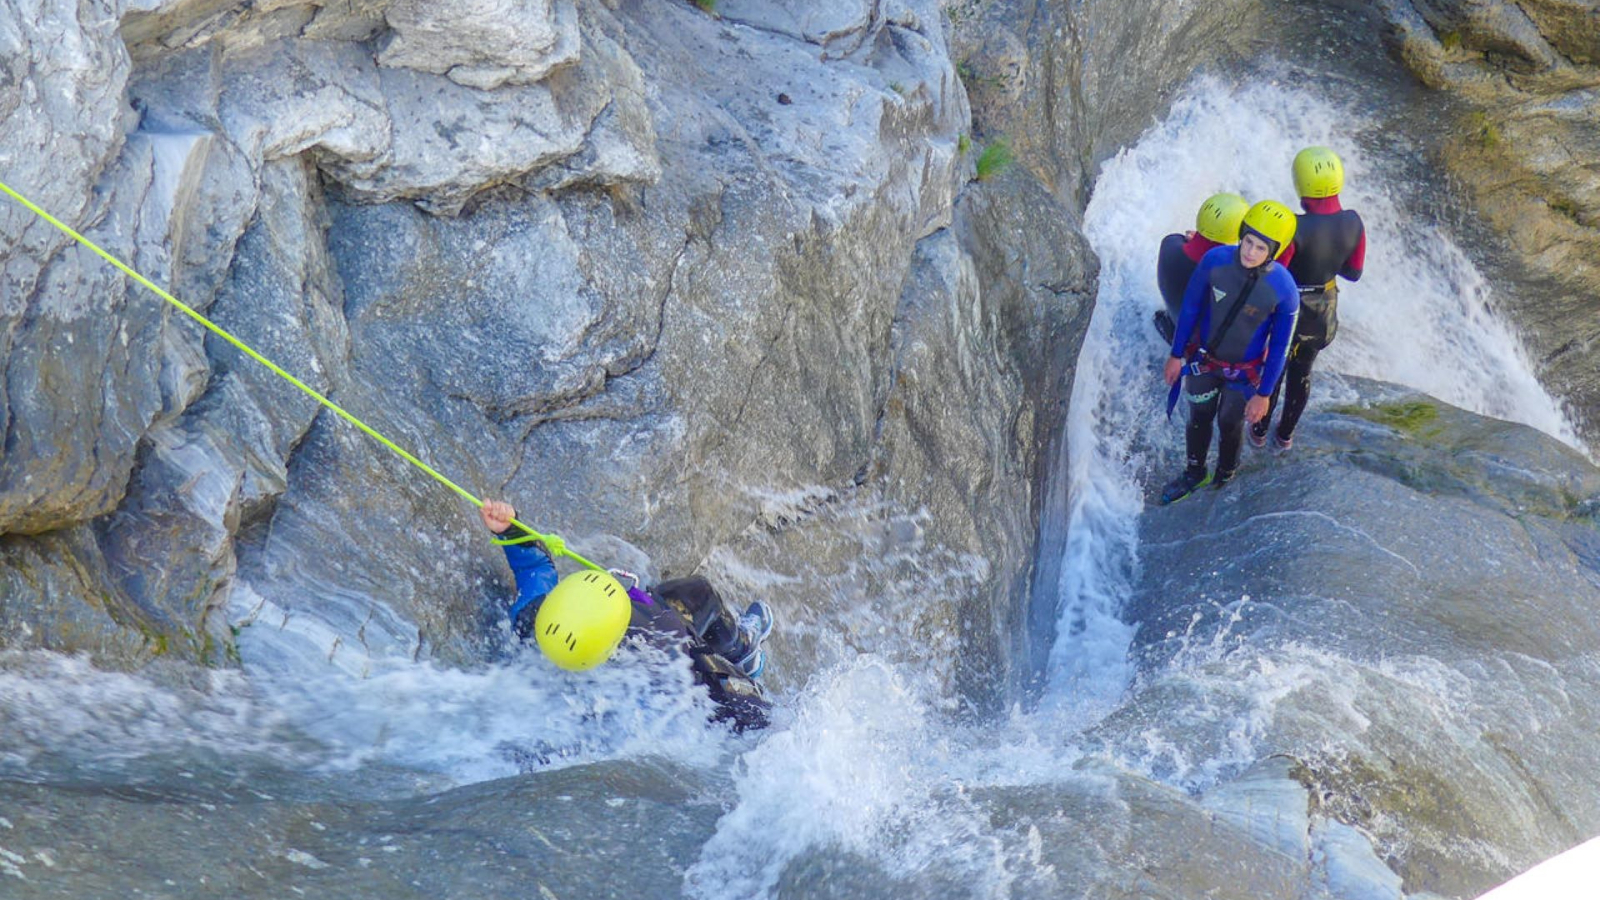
[1249,147,1366,450]
[1153,193,1250,345]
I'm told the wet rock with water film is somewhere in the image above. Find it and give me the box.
[1123,376,1600,898]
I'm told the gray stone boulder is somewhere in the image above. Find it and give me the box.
[377,0,580,90]
[1106,377,1600,897]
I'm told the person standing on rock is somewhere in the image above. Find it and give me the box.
[1159,200,1301,504]
[478,499,775,731]
[1153,192,1251,345]
[1249,146,1367,451]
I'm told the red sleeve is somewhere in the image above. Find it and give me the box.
[1344,229,1366,278]
[1277,241,1296,267]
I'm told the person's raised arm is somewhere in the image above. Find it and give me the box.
[481,499,558,634]
[481,500,515,534]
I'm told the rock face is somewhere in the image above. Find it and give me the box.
[0,751,1406,900]
[1371,0,1600,436]
[1116,378,1600,898]
[0,0,1258,704]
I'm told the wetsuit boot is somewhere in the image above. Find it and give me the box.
[1160,467,1212,505]
[1247,420,1269,448]
[728,602,775,678]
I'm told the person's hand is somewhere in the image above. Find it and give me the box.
[1245,394,1269,424]
[481,500,515,534]
[1184,229,1197,241]
[1163,356,1184,387]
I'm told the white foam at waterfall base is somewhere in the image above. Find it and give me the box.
[0,650,302,779]
[227,582,727,784]
[685,657,1014,900]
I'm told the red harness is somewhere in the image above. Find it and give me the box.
[1183,342,1265,389]
[1189,352,1264,389]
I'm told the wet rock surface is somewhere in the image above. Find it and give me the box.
[1121,377,1600,897]
[0,758,721,898]
[1372,0,1600,436]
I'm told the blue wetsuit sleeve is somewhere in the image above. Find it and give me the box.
[502,539,559,635]
[1171,250,1221,357]
[1256,267,1301,394]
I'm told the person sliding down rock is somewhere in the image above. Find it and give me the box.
[1159,200,1301,504]
[479,500,774,731]
[1249,146,1367,452]
[1153,192,1250,345]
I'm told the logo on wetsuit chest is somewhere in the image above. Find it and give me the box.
[1212,287,1228,306]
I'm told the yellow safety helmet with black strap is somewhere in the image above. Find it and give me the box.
[1293,146,1344,199]
[1195,192,1249,244]
[1240,199,1297,260]
[535,570,632,670]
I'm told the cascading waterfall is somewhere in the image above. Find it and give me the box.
[685,73,1586,892]
[0,70,1586,898]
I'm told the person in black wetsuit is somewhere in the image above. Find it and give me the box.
[1153,192,1250,345]
[1158,200,1301,504]
[479,499,774,731]
[1249,146,1367,450]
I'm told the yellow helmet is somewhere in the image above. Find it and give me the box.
[1240,199,1297,260]
[534,570,632,670]
[1195,192,1249,244]
[1293,146,1344,198]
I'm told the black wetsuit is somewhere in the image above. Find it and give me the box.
[1256,196,1365,442]
[647,577,771,731]
[1153,233,1221,343]
[502,540,770,731]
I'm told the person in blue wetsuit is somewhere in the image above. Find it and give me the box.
[1249,146,1367,451]
[1159,200,1301,504]
[1153,192,1250,344]
[480,499,775,731]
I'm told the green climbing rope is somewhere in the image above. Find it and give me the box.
[0,178,602,572]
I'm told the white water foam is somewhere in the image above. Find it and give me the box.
[0,651,304,779]
[686,658,1011,899]
[227,582,729,784]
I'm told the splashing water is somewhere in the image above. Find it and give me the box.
[686,658,1011,899]
[227,583,731,784]
[2,73,1585,898]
